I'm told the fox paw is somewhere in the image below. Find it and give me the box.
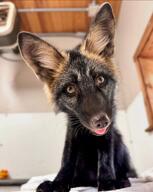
[36,180,69,192]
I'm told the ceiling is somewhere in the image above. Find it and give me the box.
[9,0,121,33]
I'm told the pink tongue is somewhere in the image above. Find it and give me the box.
[94,128,107,135]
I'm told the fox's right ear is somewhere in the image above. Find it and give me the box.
[18,32,65,82]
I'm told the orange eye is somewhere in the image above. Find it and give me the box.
[96,75,105,86]
[66,85,76,95]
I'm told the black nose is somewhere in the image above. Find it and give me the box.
[90,113,110,129]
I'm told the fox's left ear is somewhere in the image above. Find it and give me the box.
[81,3,115,57]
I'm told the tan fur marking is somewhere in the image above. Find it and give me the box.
[52,51,69,81]
[44,83,59,112]
[80,48,118,78]
[44,52,69,104]
[44,83,52,103]
[85,25,109,55]
[35,41,63,70]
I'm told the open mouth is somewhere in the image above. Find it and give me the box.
[94,127,108,135]
[80,115,111,136]
[94,128,108,135]
[93,122,111,136]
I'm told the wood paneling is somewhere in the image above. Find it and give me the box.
[8,0,121,33]
[13,0,90,33]
[139,58,153,128]
[134,14,153,132]
[140,29,153,58]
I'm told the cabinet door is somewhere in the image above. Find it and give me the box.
[134,15,153,131]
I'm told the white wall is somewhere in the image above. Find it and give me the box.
[116,1,153,174]
[0,112,67,178]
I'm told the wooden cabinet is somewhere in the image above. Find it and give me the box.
[134,14,153,132]
[8,0,121,33]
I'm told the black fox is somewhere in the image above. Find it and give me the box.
[18,3,137,191]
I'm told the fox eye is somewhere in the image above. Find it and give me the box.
[66,84,76,95]
[95,75,105,87]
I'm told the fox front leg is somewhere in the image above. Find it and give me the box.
[37,127,77,192]
[97,146,116,191]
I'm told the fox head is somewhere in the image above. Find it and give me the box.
[18,3,117,136]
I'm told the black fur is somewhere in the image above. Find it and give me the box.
[18,3,137,192]
[37,51,136,192]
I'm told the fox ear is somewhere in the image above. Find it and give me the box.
[18,32,65,82]
[81,3,115,57]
